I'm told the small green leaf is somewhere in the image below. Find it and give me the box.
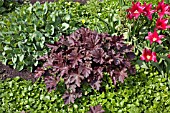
[43,2,48,14]
[16,61,24,71]
[3,46,12,51]
[34,61,38,66]
[141,62,148,69]
[65,14,70,21]
[19,54,25,62]
[62,23,69,31]
[40,95,44,100]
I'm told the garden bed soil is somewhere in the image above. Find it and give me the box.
[0,62,36,82]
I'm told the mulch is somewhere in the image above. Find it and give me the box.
[0,62,36,82]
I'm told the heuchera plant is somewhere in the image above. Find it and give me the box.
[126,0,170,75]
[34,27,135,104]
[88,104,105,113]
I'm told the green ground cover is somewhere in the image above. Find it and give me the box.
[1,67,170,113]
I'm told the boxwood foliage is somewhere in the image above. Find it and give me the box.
[0,0,93,72]
[1,67,170,112]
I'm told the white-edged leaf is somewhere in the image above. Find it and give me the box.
[62,23,69,31]
[65,14,70,21]
[19,54,25,62]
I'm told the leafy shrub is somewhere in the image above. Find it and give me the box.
[34,27,135,104]
[1,67,170,112]
[0,1,90,72]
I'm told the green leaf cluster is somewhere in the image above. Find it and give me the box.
[0,0,24,14]
[96,67,170,113]
[0,77,68,112]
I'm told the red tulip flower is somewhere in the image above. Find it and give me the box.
[127,2,144,19]
[156,18,170,30]
[156,0,170,18]
[168,54,170,58]
[140,48,157,62]
[142,2,155,20]
[145,30,164,44]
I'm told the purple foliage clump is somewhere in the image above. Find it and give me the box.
[34,27,136,104]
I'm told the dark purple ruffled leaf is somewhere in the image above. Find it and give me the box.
[78,65,92,78]
[90,79,102,91]
[88,105,105,113]
[44,76,59,92]
[62,91,82,105]
[68,48,83,68]
[119,68,128,83]
[126,52,136,60]
[91,48,106,64]
[62,91,76,104]
[34,67,45,78]
[69,72,84,87]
